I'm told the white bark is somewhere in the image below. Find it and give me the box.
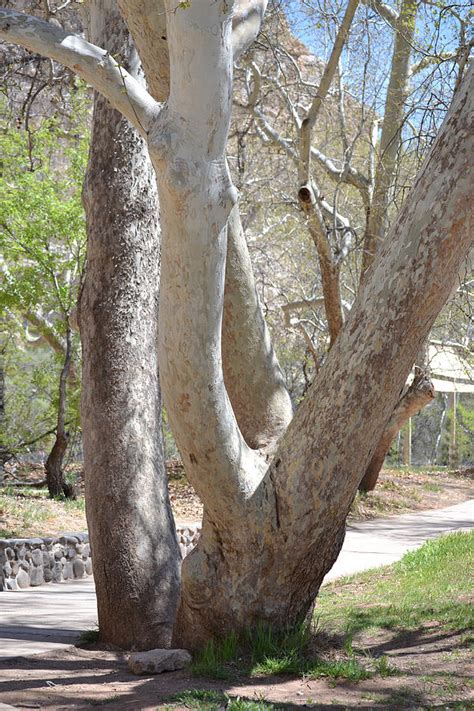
[0,7,157,135]
[362,0,417,273]
[223,206,293,451]
[151,0,265,526]
[176,63,474,647]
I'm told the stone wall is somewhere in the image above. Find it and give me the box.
[0,524,201,591]
[0,533,92,591]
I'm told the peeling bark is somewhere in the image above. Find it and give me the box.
[1,0,472,653]
[175,65,473,647]
[359,370,435,492]
[79,0,179,650]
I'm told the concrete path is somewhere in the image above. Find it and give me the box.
[0,499,472,660]
[324,498,473,581]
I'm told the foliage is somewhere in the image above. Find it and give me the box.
[0,87,89,454]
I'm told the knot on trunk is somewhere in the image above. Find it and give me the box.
[298,183,315,205]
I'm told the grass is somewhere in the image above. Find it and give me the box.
[190,532,473,688]
[315,530,474,636]
[0,490,50,537]
[191,622,373,682]
[166,690,277,710]
[0,486,87,538]
[78,628,100,644]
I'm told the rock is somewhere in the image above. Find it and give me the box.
[44,567,53,582]
[16,568,30,589]
[82,543,90,558]
[127,649,191,675]
[30,567,45,586]
[73,558,85,578]
[85,558,93,575]
[5,576,18,591]
[31,549,43,566]
[3,561,12,577]
[63,561,74,580]
[52,562,62,582]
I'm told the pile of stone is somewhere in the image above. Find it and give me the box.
[0,523,202,591]
[0,534,92,591]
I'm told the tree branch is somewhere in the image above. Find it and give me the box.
[299,0,360,186]
[359,370,435,491]
[361,0,399,28]
[0,8,158,136]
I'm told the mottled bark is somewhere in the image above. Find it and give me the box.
[175,65,473,647]
[79,0,179,650]
[223,206,293,451]
[0,348,9,484]
[1,1,472,653]
[359,370,435,492]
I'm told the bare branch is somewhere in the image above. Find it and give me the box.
[361,0,399,28]
[299,0,360,185]
[0,8,158,136]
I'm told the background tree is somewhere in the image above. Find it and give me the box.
[0,99,87,496]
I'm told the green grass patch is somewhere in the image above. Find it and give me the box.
[191,622,373,682]
[315,530,474,635]
[78,627,100,644]
[0,491,50,536]
[190,632,238,679]
[167,690,276,710]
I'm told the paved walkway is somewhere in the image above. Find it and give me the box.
[0,499,472,660]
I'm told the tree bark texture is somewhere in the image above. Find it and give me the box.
[1,0,472,654]
[223,206,293,451]
[79,0,180,650]
[173,64,473,648]
[359,370,435,492]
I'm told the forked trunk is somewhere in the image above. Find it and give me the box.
[79,0,180,650]
[170,65,473,648]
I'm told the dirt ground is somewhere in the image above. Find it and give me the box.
[0,626,472,709]
[1,463,473,537]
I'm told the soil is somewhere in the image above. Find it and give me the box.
[0,626,472,709]
[1,462,472,538]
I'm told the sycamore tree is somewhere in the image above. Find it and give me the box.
[0,103,87,496]
[235,0,471,490]
[0,0,472,652]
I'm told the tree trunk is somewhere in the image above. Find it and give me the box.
[359,370,435,492]
[172,64,473,648]
[79,0,180,650]
[45,327,74,499]
[0,346,9,485]
[222,206,293,451]
[362,0,417,275]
